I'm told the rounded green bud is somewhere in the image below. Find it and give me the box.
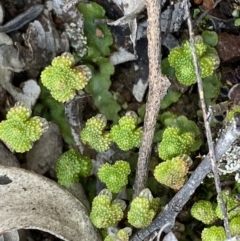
[27,117,46,142]
[55,149,92,187]
[154,155,190,190]
[230,216,240,236]
[168,39,218,86]
[168,47,183,67]
[191,200,217,224]
[104,227,132,241]
[116,228,132,241]
[6,104,31,121]
[98,160,131,193]
[127,189,159,228]
[104,236,114,241]
[90,189,125,229]
[200,55,216,78]
[158,127,195,161]
[41,52,91,102]
[110,111,142,151]
[201,226,226,241]
[80,114,111,152]
[0,103,47,153]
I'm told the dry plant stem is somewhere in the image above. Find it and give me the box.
[130,115,240,241]
[184,0,231,238]
[133,0,171,198]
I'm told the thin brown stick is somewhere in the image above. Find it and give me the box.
[133,0,171,197]
[184,0,231,238]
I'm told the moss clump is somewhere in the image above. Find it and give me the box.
[154,155,191,190]
[168,36,218,86]
[201,226,226,241]
[98,160,131,193]
[41,52,91,102]
[104,227,132,241]
[110,112,142,151]
[90,189,125,228]
[55,149,92,187]
[0,103,47,153]
[158,127,195,161]
[127,189,160,228]
[230,216,240,236]
[191,200,217,224]
[80,114,111,152]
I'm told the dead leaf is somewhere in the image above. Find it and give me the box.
[0,165,101,241]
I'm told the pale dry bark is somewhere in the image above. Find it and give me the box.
[133,0,170,197]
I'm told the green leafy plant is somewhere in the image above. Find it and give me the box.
[234,18,240,26]
[104,227,132,241]
[201,30,218,47]
[202,73,222,105]
[154,155,192,190]
[158,127,195,161]
[190,200,217,224]
[191,190,240,240]
[160,88,182,110]
[229,216,240,236]
[0,103,47,153]
[41,52,91,102]
[80,114,111,152]
[98,160,131,193]
[168,36,219,86]
[127,189,160,228]
[110,111,142,151]
[157,114,202,152]
[78,3,121,122]
[90,189,126,229]
[201,226,226,241]
[55,149,92,187]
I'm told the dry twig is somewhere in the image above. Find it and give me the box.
[184,0,231,238]
[133,0,171,197]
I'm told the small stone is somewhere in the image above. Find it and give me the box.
[216,33,240,62]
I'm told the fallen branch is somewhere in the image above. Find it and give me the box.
[130,114,240,240]
[133,0,171,197]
